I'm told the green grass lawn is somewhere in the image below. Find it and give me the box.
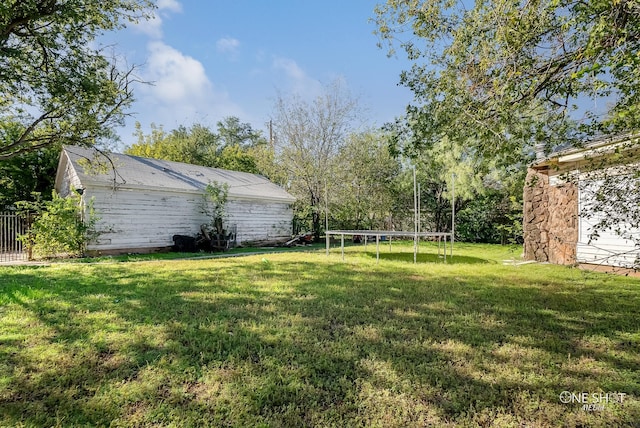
[1,243,638,427]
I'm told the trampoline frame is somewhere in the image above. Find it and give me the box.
[325,230,453,263]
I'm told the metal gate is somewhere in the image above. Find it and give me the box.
[0,212,30,263]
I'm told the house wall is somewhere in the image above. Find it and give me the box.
[523,168,578,265]
[576,177,640,268]
[83,186,293,254]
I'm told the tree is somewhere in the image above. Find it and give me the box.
[127,122,220,166]
[216,116,266,148]
[215,117,268,173]
[386,117,525,242]
[373,0,640,158]
[271,80,362,240]
[125,118,267,174]
[331,131,401,230]
[0,124,61,210]
[374,0,640,253]
[0,0,154,160]
[217,144,260,174]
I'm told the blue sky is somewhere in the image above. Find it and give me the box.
[103,0,415,148]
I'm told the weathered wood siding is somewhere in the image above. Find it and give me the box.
[85,187,209,251]
[226,200,293,243]
[577,179,640,268]
[57,162,82,198]
[83,186,293,253]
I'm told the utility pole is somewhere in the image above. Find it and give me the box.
[269,120,274,153]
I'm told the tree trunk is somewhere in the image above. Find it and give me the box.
[311,193,322,242]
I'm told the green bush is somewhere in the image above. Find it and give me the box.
[456,193,523,244]
[16,191,99,259]
[203,181,229,235]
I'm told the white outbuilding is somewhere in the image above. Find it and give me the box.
[523,135,640,269]
[55,146,296,254]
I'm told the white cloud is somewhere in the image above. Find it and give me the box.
[144,41,211,103]
[272,57,305,80]
[133,14,163,39]
[131,0,182,39]
[216,37,241,57]
[135,41,243,131]
[272,56,322,98]
[117,0,250,141]
[157,0,183,13]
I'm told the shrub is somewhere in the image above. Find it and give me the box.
[16,191,99,259]
[203,181,229,235]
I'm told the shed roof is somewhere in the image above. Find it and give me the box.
[57,146,296,203]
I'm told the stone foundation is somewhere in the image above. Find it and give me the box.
[523,168,578,265]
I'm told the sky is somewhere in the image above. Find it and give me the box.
[102,0,415,149]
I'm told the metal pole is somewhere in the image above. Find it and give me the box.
[376,234,380,264]
[444,234,447,263]
[418,183,421,234]
[451,173,456,258]
[325,181,329,232]
[326,232,329,256]
[413,167,417,264]
[324,182,330,257]
[341,234,344,261]
[417,182,421,256]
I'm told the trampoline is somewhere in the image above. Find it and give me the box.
[325,230,453,263]
[323,168,455,264]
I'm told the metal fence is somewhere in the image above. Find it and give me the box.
[0,212,30,263]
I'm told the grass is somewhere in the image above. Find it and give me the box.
[57,243,328,264]
[0,242,639,427]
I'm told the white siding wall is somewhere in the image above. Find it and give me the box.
[58,163,82,198]
[84,186,293,252]
[226,200,293,243]
[577,178,640,267]
[85,187,209,251]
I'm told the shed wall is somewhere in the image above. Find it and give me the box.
[226,200,293,243]
[84,186,293,253]
[85,187,209,252]
[58,162,82,198]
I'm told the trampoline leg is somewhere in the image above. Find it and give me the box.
[326,233,329,256]
[444,236,447,263]
[450,235,453,259]
[341,234,344,261]
[376,235,380,264]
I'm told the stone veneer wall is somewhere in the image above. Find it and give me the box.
[523,167,578,265]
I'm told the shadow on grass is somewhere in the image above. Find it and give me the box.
[0,256,639,426]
